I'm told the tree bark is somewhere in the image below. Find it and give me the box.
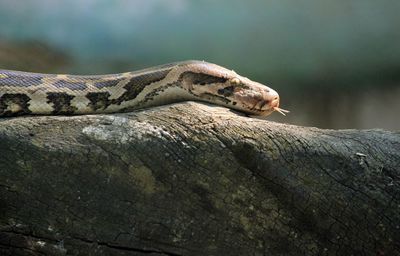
[0,102,399,256]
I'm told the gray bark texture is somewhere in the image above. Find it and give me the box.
[0,102,399,256]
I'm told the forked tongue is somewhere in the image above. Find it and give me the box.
[273,107,290,116]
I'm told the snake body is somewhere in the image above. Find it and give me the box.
[0,60,281,117]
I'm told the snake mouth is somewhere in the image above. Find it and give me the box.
[269,97,289,115]
[270,102,290,116]
[268,97,290,116]
[253,95,289,116]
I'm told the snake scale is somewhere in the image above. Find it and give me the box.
[0,60,287,117]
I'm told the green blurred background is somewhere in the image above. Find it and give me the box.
[0,0,399,130]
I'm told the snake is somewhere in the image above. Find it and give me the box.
[0,60,288,117]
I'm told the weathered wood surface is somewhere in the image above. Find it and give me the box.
[0,102,399,256]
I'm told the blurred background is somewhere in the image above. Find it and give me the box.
[0,0,399,130]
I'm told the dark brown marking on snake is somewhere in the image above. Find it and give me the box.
[112,69,171,105]
[142,82,179,104]
[0,71,43,87]
[86,92,111,111]
[0,93,32,116]
[94,78,124,89]
[46,92,77,114]
[54,80,87,91]
[217,85,235,97]
[202,92,231,104]
[258,100,268,109]
[179,71,228,85]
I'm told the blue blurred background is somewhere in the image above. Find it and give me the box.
[0,0,399,130]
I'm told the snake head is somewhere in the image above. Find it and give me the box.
[178,61,286,116]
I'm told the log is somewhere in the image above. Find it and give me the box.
[0,102,399,256]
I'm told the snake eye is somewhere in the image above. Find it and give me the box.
[230,78,241,86]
